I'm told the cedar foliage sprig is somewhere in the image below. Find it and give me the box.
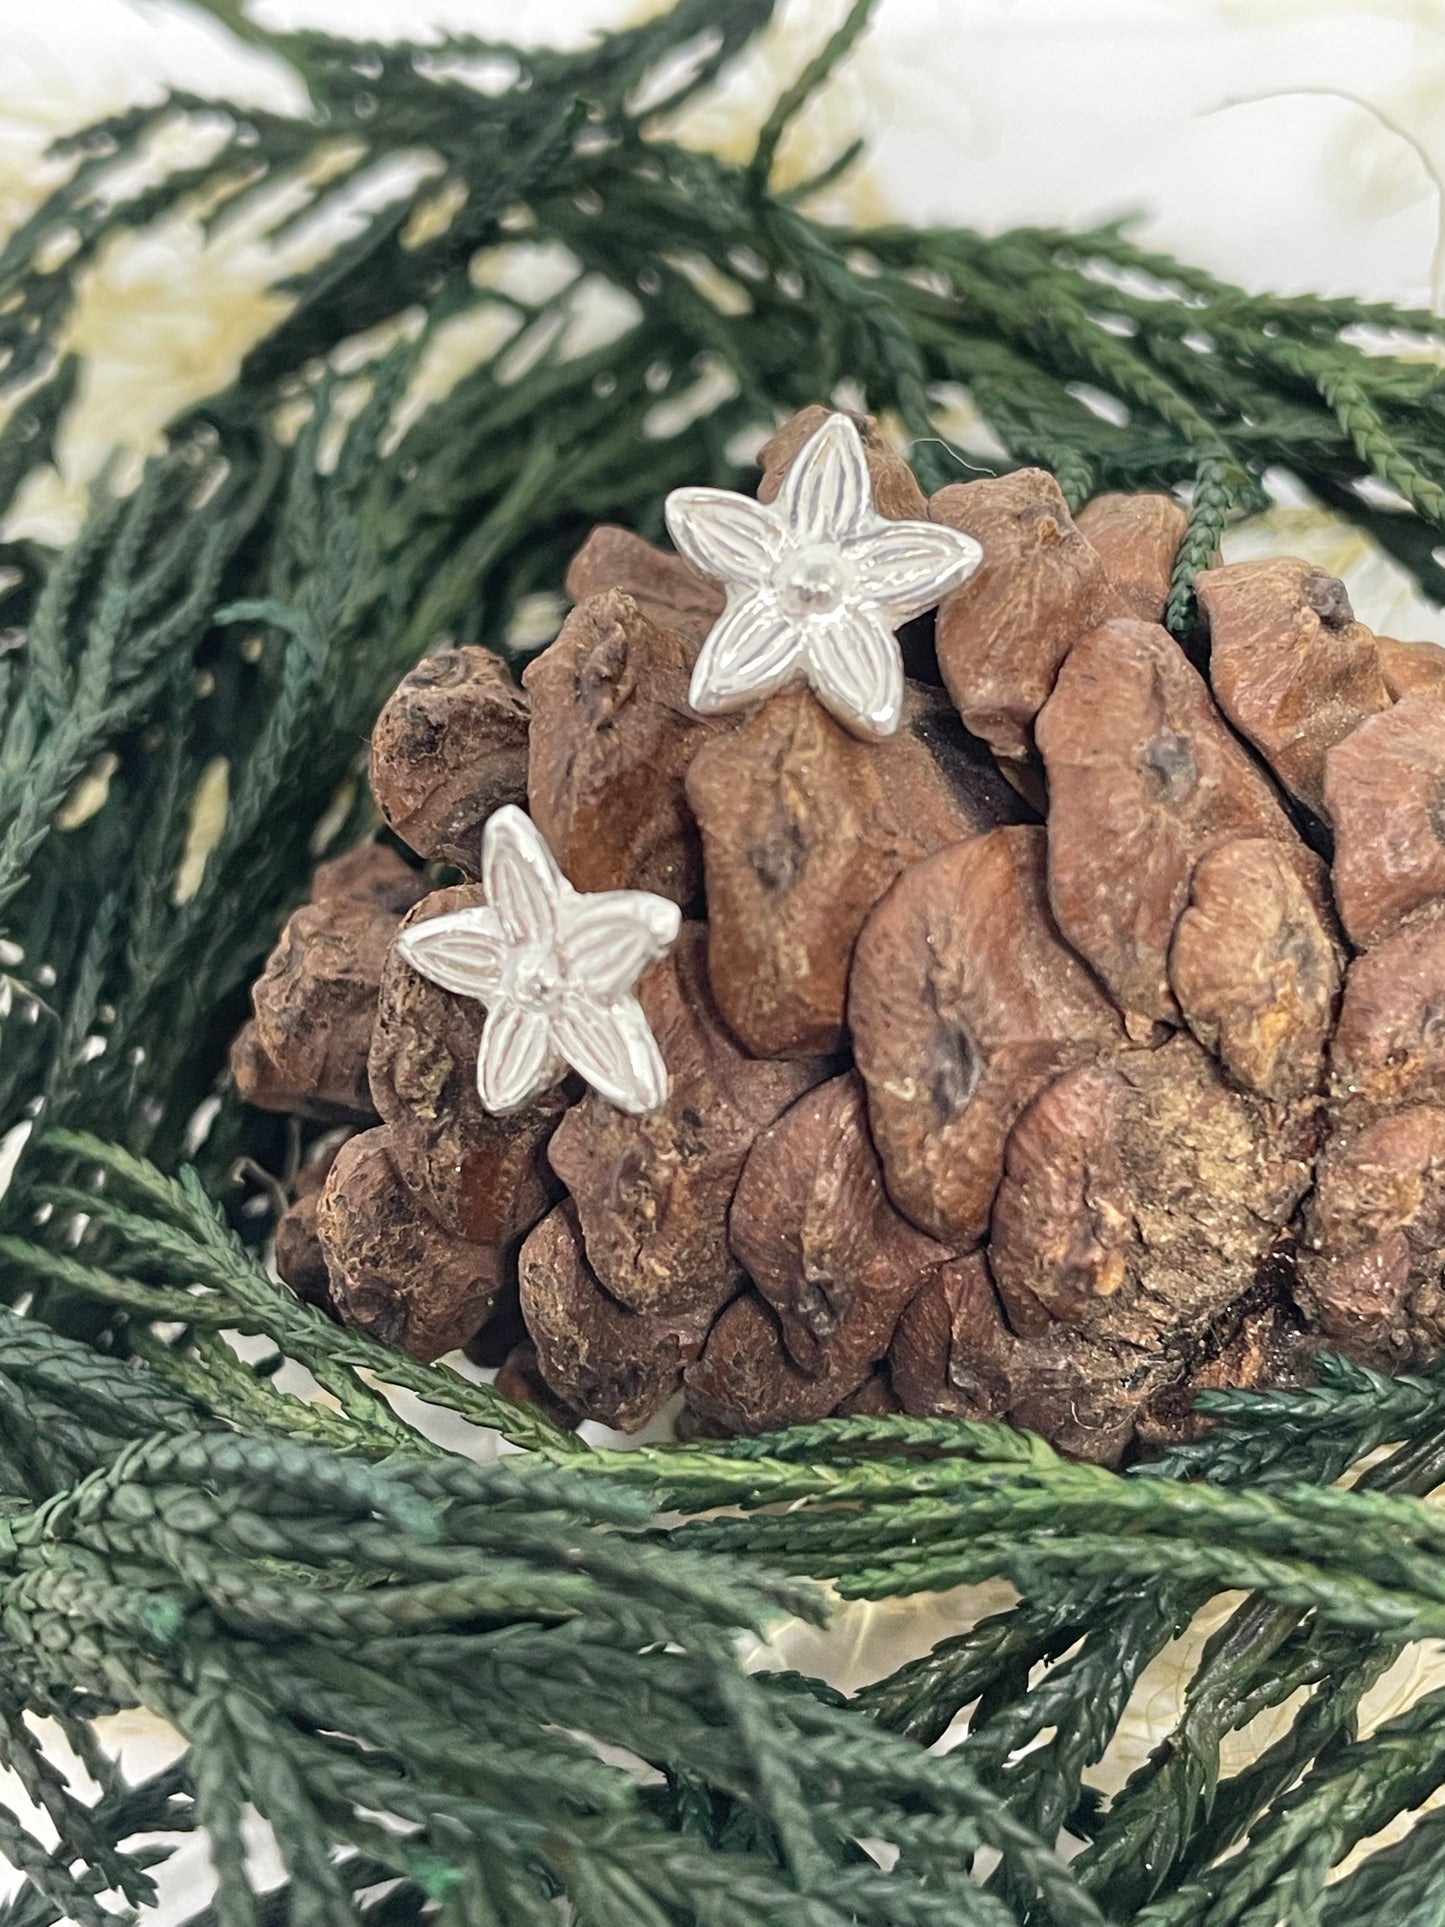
[0,1152,1105,1927]
[3,0,1445,1919]
[8,1136,1445,1921]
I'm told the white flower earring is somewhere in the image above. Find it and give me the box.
[396,806,680,1116]
[665,412,982,740]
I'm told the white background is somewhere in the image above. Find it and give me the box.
[6,0,1445,305]
[7,0,1445,638]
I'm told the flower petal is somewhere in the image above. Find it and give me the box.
[780,412,870,543]
[476,1001,557,1114]
[482,805,562,947]
[664,486,781,587]
[560,892,681,997]
[806,607,904,740]
[554,994,669,1114]
[396,906,508,1003]
[847,520,986,616]
[689,595,803,716]
[846,519,983,621]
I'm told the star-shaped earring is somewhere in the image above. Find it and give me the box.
[664,412,982,740]
[396,806,680,1116]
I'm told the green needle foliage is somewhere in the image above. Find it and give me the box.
[0,1143,1107,1927]
[6,1133,1445,1922]
[3,0,1445,1920]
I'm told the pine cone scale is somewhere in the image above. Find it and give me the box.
[233,404,1445,1461]
[1037,615,1298,1031]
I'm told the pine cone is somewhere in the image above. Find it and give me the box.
[234,407,1445,1463]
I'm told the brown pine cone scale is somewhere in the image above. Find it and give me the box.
[369,648,529,873]
[729,1072,950,1385]
[1038,616,1297,1033]
[850,825,1121,1250]
[1197,558,1391,820]
[232,403,1445,1460]
[522,590,727,906]
[931,469,1115,760]
[547,924,828,1321]
[686,684,1024,1057]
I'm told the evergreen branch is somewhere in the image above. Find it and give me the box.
[1132,1684,1445,1927]
[0,1368,1096,1927]
[5,2,1445,1919]
[33,1132,586,1456]
[18,1134,1445,1916]
[750,0,878,192]
[1150,1352,1445,1486]
[0,1762,189,1927]
[1320,1801,1445,1927]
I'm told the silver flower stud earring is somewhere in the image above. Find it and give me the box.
[396,806,680,1116]
[664,412,982,740]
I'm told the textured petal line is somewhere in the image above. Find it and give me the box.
[781,412,870,544]
[476,1001,556,1113]
[664,487,782,587]
[807,607,904,740]
[555,994,669,1114]
[396,907,508,1003]
[689,596,803,715]
[560,892,681,996]
[846,520,983,619]
[482,804,562,947]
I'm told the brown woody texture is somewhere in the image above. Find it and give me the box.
[234,407,1445,1462]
